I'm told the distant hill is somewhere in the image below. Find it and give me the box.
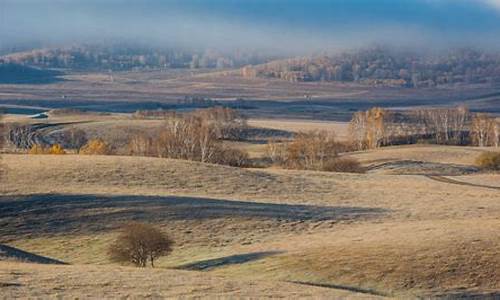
[241,48,500,88]
[0,63,62,84]
[0,45,277,71]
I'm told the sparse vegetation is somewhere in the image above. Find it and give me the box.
[108,222,173,268]
[80,139,112,155]
[60,128,88,152]
[349,106,499,149]
[267,130,361,172]
[476,152,500,171]
[127,108,249,167]
[28,144,47,155]
[48,144,66,155]
[323,157,365,173]
[28,144,66,154]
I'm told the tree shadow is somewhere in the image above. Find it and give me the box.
[176,251,283,271]
[0,194,386,240]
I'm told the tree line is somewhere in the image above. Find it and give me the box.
[1,45,276,71]
[242,47,500,88]
[349,106,499,149]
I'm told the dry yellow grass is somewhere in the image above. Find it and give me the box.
[0,261,380,299]
[1,145,499,298]
[248,118,350,140]
[346,144,499,166]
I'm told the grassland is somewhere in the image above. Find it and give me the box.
[1,68,500,298]
[1,69,500,121]
[1,142,499,298]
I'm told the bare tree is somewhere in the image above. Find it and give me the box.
[349,108,386,150]
[471,113,498,147]
[60,127,88,152]
[108,222,173,268]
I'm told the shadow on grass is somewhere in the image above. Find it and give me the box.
[0,244,67,265]
[0,194,386,240]
[176,251,283,271]
[289,281,390,297]
[434,291,500,300]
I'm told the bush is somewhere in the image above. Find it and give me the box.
[80,139,112,155]
[28,144,47,154]
[476,152,500,171]
[48,144,66,155]
[323,157,365,173]
[218,147,250,167]
[29,144,66,155]
[108,222,173,268]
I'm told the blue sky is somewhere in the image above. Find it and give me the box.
[2,0,500,52]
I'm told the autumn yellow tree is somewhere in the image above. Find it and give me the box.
[80,139,112,155]
[471,113,497,147]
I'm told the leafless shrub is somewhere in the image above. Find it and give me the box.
[476,152,500,171]
[7,123,40,149]
[60,127,88,152]
[323,157,366,173]
[191,107,247,140]
[267,130,359,172]
[108,222,173,268]
[128,109,249,167]
[217,147,250,167]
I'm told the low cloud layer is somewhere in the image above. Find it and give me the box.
[2,0,500,53]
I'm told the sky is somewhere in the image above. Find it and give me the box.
[2,0,500,53]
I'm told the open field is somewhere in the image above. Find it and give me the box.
[1,69,500,121]
[1,69,500,298]
[0,261,381,299]
[1,143,499,298]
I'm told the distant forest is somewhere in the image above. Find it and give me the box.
[242,48,500,88]
[0,44,277,71]
[3,45,500,88]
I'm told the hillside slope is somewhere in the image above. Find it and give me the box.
[1,149,499,298]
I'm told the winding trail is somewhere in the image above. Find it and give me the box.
[425,175,500,191]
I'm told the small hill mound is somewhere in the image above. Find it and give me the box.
[0,244,66,265]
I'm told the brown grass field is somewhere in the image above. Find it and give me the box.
[0,141,499,298]
[1,69,500,298]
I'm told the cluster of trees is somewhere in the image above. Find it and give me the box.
[1,45,275,71]
[242,48,500,87]
[128,108,249,167]
[28,139,112,155]
[349,106,500,149]
[266,131,363,173]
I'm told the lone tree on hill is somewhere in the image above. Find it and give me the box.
[108,222,173,268]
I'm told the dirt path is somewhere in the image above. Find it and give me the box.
[425,175,500,190]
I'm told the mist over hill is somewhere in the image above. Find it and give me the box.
[242,47,500,87]
[3,0,500,54]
